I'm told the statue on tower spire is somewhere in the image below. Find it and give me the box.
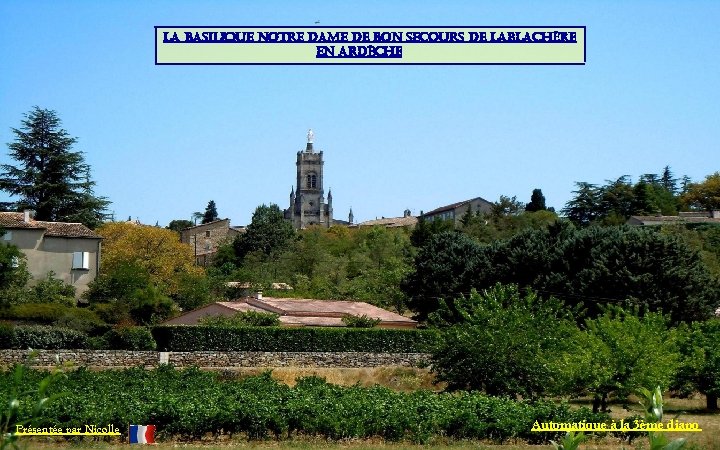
[307,129,314,143]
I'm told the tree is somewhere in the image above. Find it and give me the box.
[576,310,679,413]
[0,107,110,228]
[431,284,579,398]
[166,219,194,232]
[233,204,295,261]
[491,195,524,217]
[562,182,602,226]
[525,188,547,212]
[402,231,485,321]
[0,231,25,290]
[674,319,720,410]
[202,200,219,224]
[683,172,720,211]
[403,222,720,324]
[96,221,202,295]
[661,166,678,194]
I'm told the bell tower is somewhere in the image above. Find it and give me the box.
[284,129,332,229]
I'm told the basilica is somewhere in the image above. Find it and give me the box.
[284,130,352,229]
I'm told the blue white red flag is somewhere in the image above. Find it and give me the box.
[128,425,155,444]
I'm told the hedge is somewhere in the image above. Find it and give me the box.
[152,326,440,353]
[0,325,88,350]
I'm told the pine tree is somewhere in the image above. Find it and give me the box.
[661,166,678,194]
[201,200,219,224]
[0,107,109,228]
[525,189,547,212]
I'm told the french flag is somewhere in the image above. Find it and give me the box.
[128,425,155,444]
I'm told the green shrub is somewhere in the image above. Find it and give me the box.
[53,308,105,334]
[199,310,280,327]
[103,327,156,350]
[2,325,88,349]
[341,314,381,328]
[152,326,439,353]
[2,303,70,323]
[31,273,76,306]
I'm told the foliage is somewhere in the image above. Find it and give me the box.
[525,188,548,212]
[0,107,110,228]
[96,222,202,295]
[1,303,103,332]
[341,314,381,328]
[673,319,720,410]
[682,172,720,211]
[402,231,483,322]
[459,209,558,244]
[636,386,687,450]
[83,261,150,304]
[574,310,679,412]
[431,284,580,399]
[0,237,25,292]
[1,362,65,450]
[201,200,219,224]
[551,431,586,450]
[0,325,88,349]
[233,204,295,261]
[166,219,193,232]
[403,222,720,324]
[152,326,439,353]
[171,272,217,312]
[199,310,280,327]
[0,366,608,443]
[29,272,75,306]
[410,215,454,248]
[102,326,156,350]
[126,285,176,325]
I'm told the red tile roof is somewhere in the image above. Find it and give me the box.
[0,212,101,238]
[353,216,418,228]
[424,196,492,216]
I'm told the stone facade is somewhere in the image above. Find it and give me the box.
[0,349,430,369]
[423,197,494,225]
[179,219,244,266]
[284,131,333,229]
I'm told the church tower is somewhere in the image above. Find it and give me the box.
[284,130,333,229]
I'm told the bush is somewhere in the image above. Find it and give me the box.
[342,314,381,328]
[103,327,156,350]
[2,303,71,323]
[199,311,280,327]
[31,273,76,306]
[0,325,88,349]
[152,326,439,353]
[53,309,105,334]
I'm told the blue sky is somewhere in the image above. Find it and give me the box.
[1,1,718,226]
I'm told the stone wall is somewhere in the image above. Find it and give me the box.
[0,349,430,369]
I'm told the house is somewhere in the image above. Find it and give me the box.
[423,196,493,225]
[351,209,418,229]
[627,210,720,226]
[163,292,417,329]
[179,219,245,266]
[0,211,102,297]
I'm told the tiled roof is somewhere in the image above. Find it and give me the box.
[424,196,492,216]
[353,216,418,228]
[247,297,416,324]
[0,212,101,238]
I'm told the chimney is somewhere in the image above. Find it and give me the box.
[255,290,263,300]
[23,209,31,223]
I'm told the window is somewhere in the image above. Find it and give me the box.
[10,256,19,268]
[3,231,12,241]
[72,251,90,270]
[205,230,211,237]
[306,173,317,189]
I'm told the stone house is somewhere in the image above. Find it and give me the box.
[179,219,244,266]
[627,210,720,226]
[0,211,102,297]
[423,196,493,225]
